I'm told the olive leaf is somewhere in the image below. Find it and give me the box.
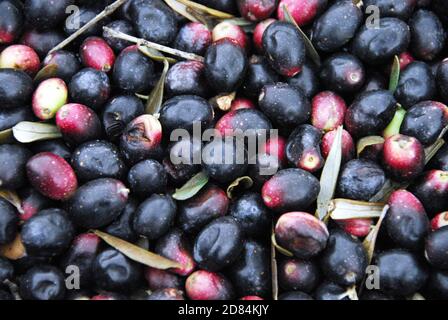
[163,0,199,22]
[389,55,401,92]
[356,135,384,156]
[138,44,177,64]
[0,189,24,214]
[33,64,58,82]
[0,128,13,144]
[186,6,217,30]
[172,171,209,201]
[329,199,385,220]
[271,232,293,257]
[176,0,234,19]
[271,226,279,301]
[282,4,321,67]
[383,105,406,139]
[362,204,389,264]
[424,125,448,164]
[210,92,236,111]
[135,93,149,100]
[0,234,26,260]
[12,122,62,143]
[222,17,256,32]
[93,230,182,269]
[316,126,343,222]
[425,139,445,164]
[145,59,169,115]
[226,176,253,199]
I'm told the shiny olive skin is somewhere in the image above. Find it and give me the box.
[228,240,271,298]
[193,217,244,271]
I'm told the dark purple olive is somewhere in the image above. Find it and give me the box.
[312,0,363,52]
[352,17,411,65]
[193,216,244,271]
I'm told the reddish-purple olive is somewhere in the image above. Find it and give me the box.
[26,152,78,201]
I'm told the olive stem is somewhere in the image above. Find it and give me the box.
[103,27,205,62]
[48,0,130,55]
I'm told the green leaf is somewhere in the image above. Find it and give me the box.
[226,176,253,199]
[0,189,24,214]
[425,139,445,164]
[329,199,385,220]
[389,55,401,92]
[172,171,209,201]
[33,64,58,83]
[282,4,321,67]
[356,136,384,156]
[222,17,256,32]
[138,44,177,64]
[163,0,199,22]
[176,0,234,19]
[271,232,293,257]
[383,105,406,139]
[12,122,62,143]
[145,59,169,115]
[271,226,279,301]
[369,180,405,203]
[363,204,389,264]
[0,128,13,144]
[316,126,343,221]
[93,230,182,269]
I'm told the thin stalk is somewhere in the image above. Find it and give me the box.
[48,0,129,54]
[103,27,205,62]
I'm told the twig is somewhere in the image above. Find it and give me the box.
[48,0,130,54]
[103,27,205,62]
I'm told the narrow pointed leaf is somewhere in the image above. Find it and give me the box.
[138,44,177,64]
[389,55,400,92]
[271,232,293,257]
[0,234,26,260]
[425,139,445,164]
[93,230,182,269]
[226,176,253,199]
[222,17,255,32]
[33,64,58,82]
[176,0,234,19]
[163,0,199,22]
[316,126,343,221]
[424,125,448,164]
[329,199,385,220]
[356,136,384,156]
[363,204,389,264]
[12,122,62,143]
[135,93,149,100]
[0,189,24,214]
[172,171,209,200]
[0,128,13,144]
[271,226,279,300]
[383,106,406,139]
[282,4,321,66]
[369,180,405,203]
[145,59,169,114]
